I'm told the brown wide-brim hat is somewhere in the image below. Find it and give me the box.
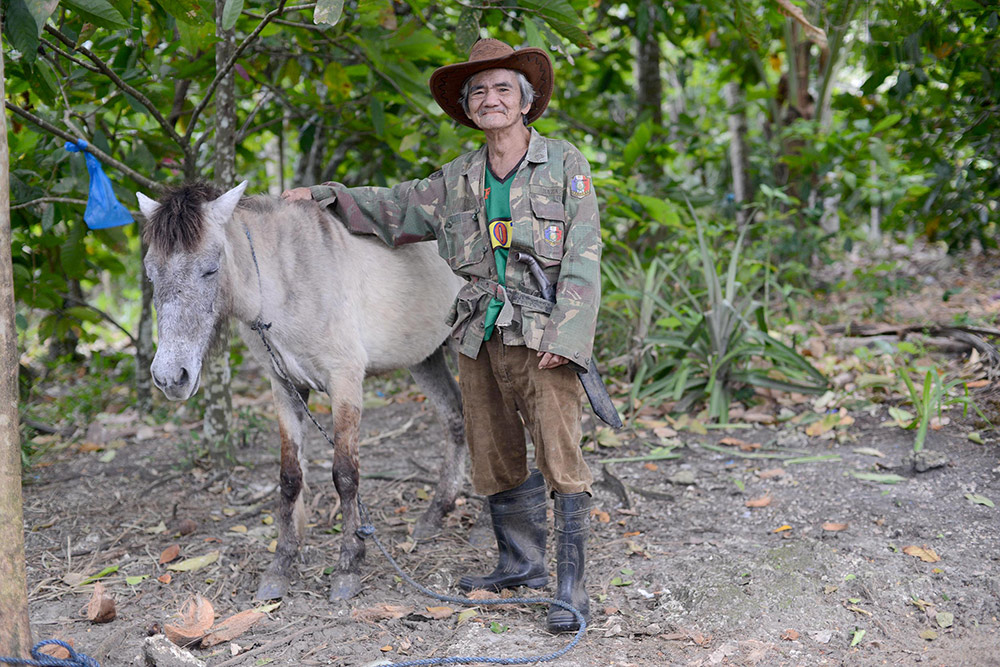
[429,39,553,129]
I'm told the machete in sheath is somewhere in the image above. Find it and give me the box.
[511,251,624,430]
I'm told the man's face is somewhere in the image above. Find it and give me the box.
[465,69,531,132]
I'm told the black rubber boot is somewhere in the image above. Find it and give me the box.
[459,470,548,592]
[546,492,591,633]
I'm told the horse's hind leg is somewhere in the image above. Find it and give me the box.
[256,381,310,601]
[408,345,466,540]
[328,374,366,601]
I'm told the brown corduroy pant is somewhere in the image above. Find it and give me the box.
[458,337,594,497]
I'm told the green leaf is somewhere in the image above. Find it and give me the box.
[964,493,994,508]
[871,113,903,133]
[967,432,984,444]
[850,471,906,484]
[4,0,44,64]
[24,0,60,29]
[60,0,130,28]
[370,96,386,137]
[489,621,508,633]
[80,565,119,585]
[633,194,681,228]
[623,121,653,172]
[152,0,211,25]
[314,0,345,26]
[455,7,481,54]
[850,628,866,647]
[935,611,954,628]
[126,574,149,585]
[517,0,593,49]
[221,0,243,31]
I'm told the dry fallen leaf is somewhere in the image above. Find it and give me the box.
[773,525,792,533]
[350,604,411,622]
[164,595,215,647]
[157,573,172,585]
[201,609,265,647]
[466,589,496,601]
[424,606,454,620]
[757,468,785,480]
[591,509,611,523]
[167,550,220,572]
[903,545,941,563]
[644,462,659,471]
[719,437,762,451]
[822,522,848,531]
[87,582,116,624]
[745,494,772,508]
[781,628,800,641]
[159,544,181,565]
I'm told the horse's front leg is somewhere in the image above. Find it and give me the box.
[328,375,365,601]
[255,379,310,601]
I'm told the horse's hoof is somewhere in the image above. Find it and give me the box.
[328,572,362,601]
[413,508,444,540]
[255,575,289,601]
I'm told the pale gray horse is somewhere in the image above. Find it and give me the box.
[137,181,467,601]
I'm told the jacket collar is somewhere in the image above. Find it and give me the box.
[461,128,548,177]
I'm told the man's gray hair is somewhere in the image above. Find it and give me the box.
[459,69,536,121]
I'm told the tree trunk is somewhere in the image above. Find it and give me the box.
[635,0,663,181]
[0,26,34,658]
[724,82,751,226]
[135,236,154,415]
[636,1,663,127]
[202,0,238,455]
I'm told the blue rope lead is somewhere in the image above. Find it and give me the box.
[358,499,587,667]
[0,640,100,667]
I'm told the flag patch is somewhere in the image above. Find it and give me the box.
[570,175,591,198]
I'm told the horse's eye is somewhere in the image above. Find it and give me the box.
[202,267,219,278]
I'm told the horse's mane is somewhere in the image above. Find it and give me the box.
[143,182,221,253]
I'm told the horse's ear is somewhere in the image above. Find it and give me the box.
[136,192,160,220]
[209,181,249,225]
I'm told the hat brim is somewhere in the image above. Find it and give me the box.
[429,48,553,130]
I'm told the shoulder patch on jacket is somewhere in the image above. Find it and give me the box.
[569,175,591,198]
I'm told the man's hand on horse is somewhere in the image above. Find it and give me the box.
[282,187,312,201]
[537,351,570,370]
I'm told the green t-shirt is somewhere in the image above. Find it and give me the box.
[482,159,520,340]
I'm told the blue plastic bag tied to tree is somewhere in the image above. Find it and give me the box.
[65,140,135,229]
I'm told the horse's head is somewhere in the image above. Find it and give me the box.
[137,181,248,400]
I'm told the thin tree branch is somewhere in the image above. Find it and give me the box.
[235,91,273,142]
[10,197,87,211]
[39,38,101,73]
[59,294,137,346]
[186,0,289,140]
[4,102,162,193]
[241,12,327,31]
[43,25,190,155]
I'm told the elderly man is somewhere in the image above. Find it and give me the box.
[287,38,601,633]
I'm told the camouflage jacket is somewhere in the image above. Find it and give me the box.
[309,129,602,370]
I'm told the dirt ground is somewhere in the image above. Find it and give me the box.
[17,246,1000,667]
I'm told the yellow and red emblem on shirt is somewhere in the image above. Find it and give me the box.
[570,174,591,198]
[489,219,512,249]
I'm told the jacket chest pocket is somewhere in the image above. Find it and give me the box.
[444,211,488,271]
[529,195,566,263]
